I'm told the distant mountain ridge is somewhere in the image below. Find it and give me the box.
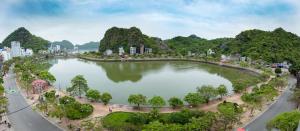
[51,40,74,50]
[76,41,99,50]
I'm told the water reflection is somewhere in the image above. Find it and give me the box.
[48,58,259,104]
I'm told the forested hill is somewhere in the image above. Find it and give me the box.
[1,27,49,52]
[51,40,74,50]
[76,41,99,50]
[165,34,233,55]
[224,28,300,63]
[165,28,300,63]
[99,27,160,53]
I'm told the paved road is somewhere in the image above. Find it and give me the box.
[4,70,61,131]
[245,76,297,131]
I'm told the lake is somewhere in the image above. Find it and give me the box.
[48,58,258,104]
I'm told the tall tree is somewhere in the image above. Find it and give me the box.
[67,75,89,98]
[148,96,166,109]
[128,94,147,109]
[86,89,101,102]
[289,61,300,88]
[101,92,112,105]
[241,93,262,116]
[197,85,217,103]
[217,85,228,99]
[38,71,56,84]
[217,101,243,130]
[168,97,184,109]
[184,93,205,107]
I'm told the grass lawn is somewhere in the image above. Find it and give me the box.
[102,112,136,129]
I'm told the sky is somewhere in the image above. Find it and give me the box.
[0,0,299,44]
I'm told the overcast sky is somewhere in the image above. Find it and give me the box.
[0,0,299,44]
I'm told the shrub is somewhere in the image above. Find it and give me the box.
[267,110,300,131]
[65,102,93,120]
[59,96,76,105]
[126,113,148,125]
[275,68,282,75]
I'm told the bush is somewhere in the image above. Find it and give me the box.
[59,96,76,105]
[275,68,282,74]
[165,109,204,124]
[126,113,148,125]
[267,110,300,131]
[65,102,94,120]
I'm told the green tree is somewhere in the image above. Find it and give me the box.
[86,89,101,102]
[241,93,262,116]
[101,92,112,105]
[21,71,34,96]
[289,61,300,88]
[184,93,205,107]
[197,85,217,103]
[275,68,282,75]
[148,96,166,109]
[184,112,216,131]
[67,75,89,98]
[217,85,228,99]
[267,110,300,131]
[38,71,56,84]
[49,104,65,120]
[217,101,243,130]
[168,97,183,109]
[128,94,147,109]
[291,88,300,108]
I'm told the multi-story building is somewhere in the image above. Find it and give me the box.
[11,41,22,57]
[119,47,125,56]
[130,47,136,55]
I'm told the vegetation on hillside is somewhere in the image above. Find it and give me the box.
[1,27,49,52]
[99,27,160,53]
[51,40,74,50]
[76,41,99,50]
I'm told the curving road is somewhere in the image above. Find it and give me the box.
[245,76,297,131]
[4,70,62,131]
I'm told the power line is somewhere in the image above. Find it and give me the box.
[6,100,38,116]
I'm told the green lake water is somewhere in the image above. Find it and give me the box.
[48,58,259,104]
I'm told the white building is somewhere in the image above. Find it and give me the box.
[1,47,11,61]
[56,45,61,52]
[130,47,136,55]
[104,49,113,56]
[11,41,22,57]
[24,49,33,56]
[207,49,215,55]
[119,47,125,56]
[145,48,152,54]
